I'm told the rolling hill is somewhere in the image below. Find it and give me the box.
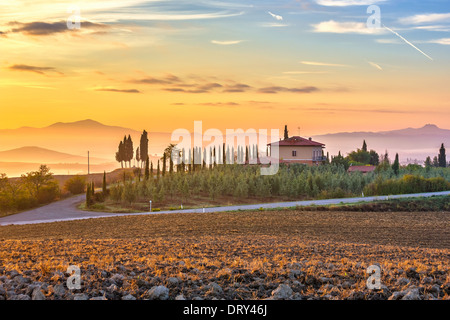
[0,119,170,162]
[0,146,109,164]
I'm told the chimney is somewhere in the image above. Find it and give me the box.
[309,137,312,141]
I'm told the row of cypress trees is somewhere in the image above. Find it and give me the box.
[115,130,149,168]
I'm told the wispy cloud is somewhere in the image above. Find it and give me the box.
[261,22,289,28]
[312,20,385,34]
[300,61,350,67]
[131,75,181,85]
[223,83,252,93]
[5,20,110,36]
[304,106,411,114]
[130,73,320,95]
[426,38,450,45]
[412,25,450,32]
[283,71,330,74]
[211,40,244,45]
[198,102,240,107]
[368,61,383,70]
[8,64,62,75]
[95,88,141,93]
[375,38,402,44]
[399,13,450,25]
[258,86,319,94]
[87,10,245,23]
[315,0,386,6]
[268,11,283,21]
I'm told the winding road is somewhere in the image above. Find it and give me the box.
[0,191,449,226]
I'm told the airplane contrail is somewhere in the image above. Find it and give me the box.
[381,23,433,61]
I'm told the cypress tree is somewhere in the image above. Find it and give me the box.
[150,161,153,180]
[203,148,206,169]
[157,160,161,179]
[127,135,134,168]
[245,146,249,163]
[169,153,174,174]
[192,147,196,172]
[136,147,140,168]
[140,130,149,169]
[122,136,128,167]
[188,148,192,173]
[383,151,390,165]
[438,143,446,168]
[232,147,235,164]
[115,141,124,168]
[425,156,432,168]
[284,125,289,140]
[209,147,213,168]
[362,140,368,152]
[145,157,150,180]
[223,143,226,165]
[432,156,439,167]
[102,171,107,194]
[392,153,400,175]
[162,153,166,176]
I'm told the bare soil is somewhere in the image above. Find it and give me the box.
[0,210,448,300]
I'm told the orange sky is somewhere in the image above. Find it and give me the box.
[1,0,449,136]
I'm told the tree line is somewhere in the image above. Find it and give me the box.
[115,130,262,174]
[0,165,60,213]
[425,143,447,168]
[104,161,449,209]
[331,140,447,173]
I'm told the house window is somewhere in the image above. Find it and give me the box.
[292,151,297,157]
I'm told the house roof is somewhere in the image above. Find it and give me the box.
[268,136,325,147]
[347,165,376,173]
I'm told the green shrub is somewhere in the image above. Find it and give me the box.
[64,176,86,195]
[36,181,60,204]
[109,184,123,203]
[364,174,450,196]
[94,191,105,203]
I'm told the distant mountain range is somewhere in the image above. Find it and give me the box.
[0,146,109,164]
[313,124,450,163]
[0,119,168,161]
[0,120,448,176]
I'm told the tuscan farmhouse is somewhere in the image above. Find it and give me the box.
[267,136,326,165]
